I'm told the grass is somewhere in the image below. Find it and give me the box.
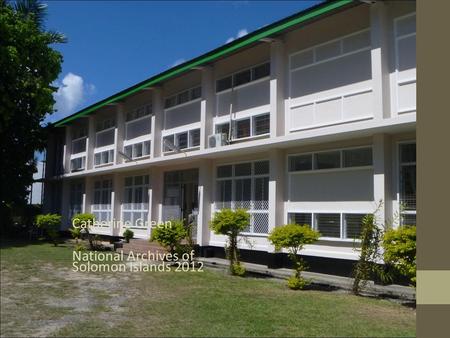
[0,240,416,337]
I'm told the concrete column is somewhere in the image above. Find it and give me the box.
[373,133,392,226]
[151,88,164,158]
[63,125,72,173]
[197,159,213,247]
[150,166,164,224]
[111,172,121,236]
[60,179,70,228]
[115,104,125,164]
[200,67,215,149]
[370,1,391,120]
[270,40,286,138]
[86,115,96,170]
[268,149,285,252]
[84,176,94,214]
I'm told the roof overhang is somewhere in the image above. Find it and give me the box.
[53,0,358,127]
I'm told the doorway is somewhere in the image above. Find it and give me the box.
[162,169,199,225]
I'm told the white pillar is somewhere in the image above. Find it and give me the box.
[270,40,286,138]
[111,172,121,236]
[115,104,125,164]
[151,88,163,158]
[86,115,96,170]
[84,176,94,214]
[200,67,215,149]
[197,159,213,246]
[370,1,391,120]
[60,179,70,228]
[268,149,285,251]
[63,125,72,173]
[373,133,392,226]
[150,166,163,224]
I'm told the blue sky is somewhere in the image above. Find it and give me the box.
[45,1,321,123]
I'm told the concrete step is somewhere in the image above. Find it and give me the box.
[117,239,167,255]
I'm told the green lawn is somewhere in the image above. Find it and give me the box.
[0,240,416,337]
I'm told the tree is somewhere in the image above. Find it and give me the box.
[209,209,250,276]
[151,220,187,256]
[0,0,65,231]
[383,225,416,286]
[268,224,319,289]
[36,213,61,246]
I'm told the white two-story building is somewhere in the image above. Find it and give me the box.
[44,0,416,272]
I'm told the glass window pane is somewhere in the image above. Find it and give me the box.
[177,132,188,149]
[94,153,101,166]
[216,76,232,92]
[134,142,143,158]
[163,135,175,152]
[125,116,151,140]
[289,213,312,227]
[143,141,151,156]
[235,178,251,208]
[316,213,341,238]
[400,165,416,210]
[254,161,269,175]
[289,155,312,171]
[124,145,132,159]
[252,62,270,80]
[191,86,202,100]
[291,49,314,69]
[165,96,176,109]
[343,148,372,167]
[234,163,252,176]
[216,123,230,136]
[315,40,341,62]
[342,30,370,53]
[189,129,200,147]
[233,69,251,87]
[345,214,365,239]
[217,165,232,178]
[314,151,341,169]
[401,213,416,226]
[400,143,416,163]
[177,90,189,105]
[235,119,250,139]
[253,114,270,135]
[96,129,115,147]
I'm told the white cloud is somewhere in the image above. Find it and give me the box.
[225,28,248,44]
[47,72,95,123]
[171,58,186,67]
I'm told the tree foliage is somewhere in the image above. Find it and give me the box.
[268,224,319,289]
[383,225,416,286]
[210,209,250,276]
[151,219,187,255]
[0,0,64,229]
[36,213,60,245]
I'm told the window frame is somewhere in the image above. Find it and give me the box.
[215,160,270,235]
[215,61,271,93]
[287,211,366,241]
[162,128,201,154]
[287,146,373,173]
[164,85,202,110]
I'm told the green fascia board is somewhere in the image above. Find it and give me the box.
[54,0,355,127]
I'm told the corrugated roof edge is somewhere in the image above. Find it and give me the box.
[53,0,356,127]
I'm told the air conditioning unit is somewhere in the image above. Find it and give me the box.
[208,133,228,148]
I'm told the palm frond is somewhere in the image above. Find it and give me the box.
[14,0,48,28]
[47,30,67,44]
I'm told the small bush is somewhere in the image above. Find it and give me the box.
[71,213,98,250]
[123,228,134,243]
[383,225,416,286]
[210,209,250,275]
[287,276,309,290]
[151,220,186,255]
[231,262,246,277]
[74,243,86,251]
[268,224,319,290]
[36,214,61,246]
[69,226,82,243]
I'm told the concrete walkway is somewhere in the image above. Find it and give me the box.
[199,257,416,302]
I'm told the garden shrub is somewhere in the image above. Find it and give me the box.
[36,213,61,246]
[71,213,99,250]
[210,209,250,276]
[151,219,186,255]
[383,225,416,286]
[69,226,82,243]
[268,224,319,290]
[123,228,134,243]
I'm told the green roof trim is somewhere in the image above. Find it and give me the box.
[54,0,355,127]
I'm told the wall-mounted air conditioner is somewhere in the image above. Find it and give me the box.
[208,133,228,148]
